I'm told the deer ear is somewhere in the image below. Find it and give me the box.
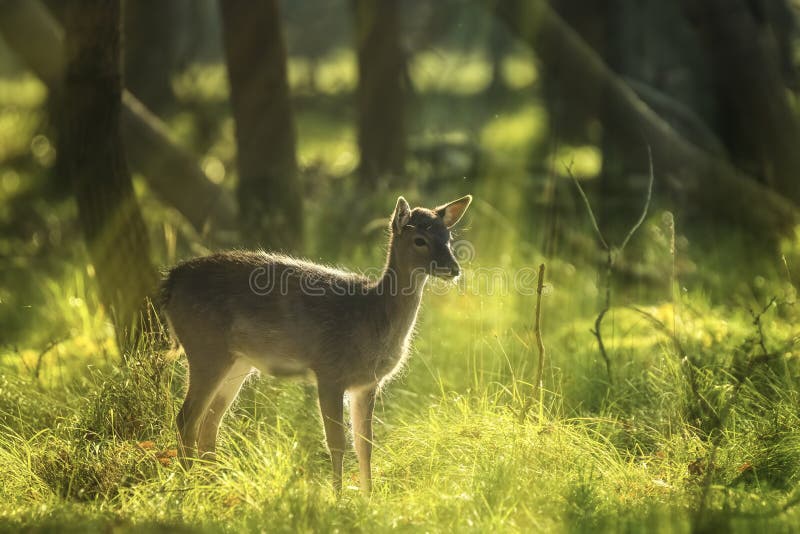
[392,196,411,234]
[436,195,472,228]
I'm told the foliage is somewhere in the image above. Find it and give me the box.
[3,41,800,533]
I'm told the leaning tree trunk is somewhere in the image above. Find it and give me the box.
[686,0,800,202]
[354,0,406,188]
[59,0,159,348]
[219,0,303,250]
[531,0,800,238]
[0,0,238,233]
[493,0,799,237]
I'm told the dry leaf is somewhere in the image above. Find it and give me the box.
[738,462,753,473]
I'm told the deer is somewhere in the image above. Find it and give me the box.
[160,194,472,493]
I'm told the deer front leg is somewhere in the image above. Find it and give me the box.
[351,386,376,493]
[317,379,346,493]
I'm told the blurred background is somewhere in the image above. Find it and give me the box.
[3,0,799,350]
[3,1,800,530]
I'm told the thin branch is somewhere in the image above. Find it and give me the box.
[566,145,655,386]
[532,263,547,401]
[564,160,613,383]
[592,304,612,384]
[752,296,776,358]
[564,161,609,251]
[618,145,654,253]
[33,337,67,380]
[522,263,547,421]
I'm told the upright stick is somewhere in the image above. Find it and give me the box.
[521,263,547,422]
[532,264,547,403]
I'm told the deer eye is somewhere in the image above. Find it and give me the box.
[413,237,427,248]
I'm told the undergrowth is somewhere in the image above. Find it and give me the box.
[3,54,800,533]
[2,256,800,533]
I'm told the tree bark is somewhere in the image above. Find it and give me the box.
[551,1,716,237]
[684,0,800,200]
[219,0,303,250]
[123,0,185,115]
[59,0,158,346]
[354,0,406,187]
[0,0,237,234]
[494,0,800,236]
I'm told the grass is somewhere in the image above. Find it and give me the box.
[3,49,800,533]
[3,235,800,533]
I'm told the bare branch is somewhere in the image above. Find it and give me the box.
[618,145,654,253]
[522,263,547,421]
[564,161,609,251]
[532,263,547,401]
[591,306,612,384]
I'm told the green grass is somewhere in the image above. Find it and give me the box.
[3,51,800,533]
[3,236,800,533]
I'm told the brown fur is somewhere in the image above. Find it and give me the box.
[162,195,472,492]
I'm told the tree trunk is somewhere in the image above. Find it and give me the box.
[59,0,159,347]
[122,0,184,115]
[219,0,302,250]
[485,13,511,95]
[547,0,718,239]
[494,0,799,237]
[0,0,237,234]
[354,0,406,188]
[685,0,800,200]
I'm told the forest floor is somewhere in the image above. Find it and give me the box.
[3,55,800,532]
[4,240,800,533]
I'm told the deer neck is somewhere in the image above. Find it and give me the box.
[376,246,427,321]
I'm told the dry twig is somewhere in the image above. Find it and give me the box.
[532,264,547,401]
[521,263,547,421]
[566,145,654,384]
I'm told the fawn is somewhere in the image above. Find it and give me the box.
[161,195,472,492]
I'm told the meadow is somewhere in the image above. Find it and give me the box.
[2,48,800,533]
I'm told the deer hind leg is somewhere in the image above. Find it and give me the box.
[197,358,253,461]
[351,386,376,494]
[177,341,233,467]
[317,378,346,493]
